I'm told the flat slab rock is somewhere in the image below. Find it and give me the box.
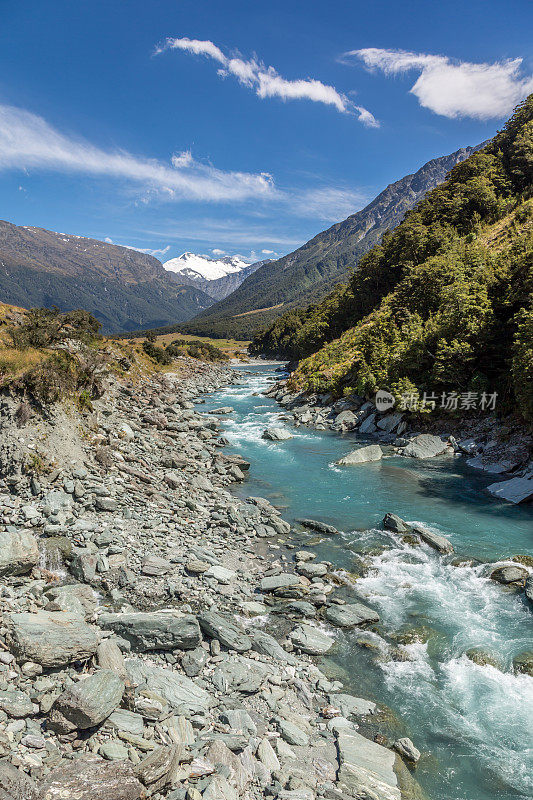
[296,518,339,535]
[325,602,379,627]
[336,445,383,465]
[197,610,252,652]
[262,427,293,441]
[411,524,454,554]
[6,610,100,668]
[290,623,334,654]
[37,755,144,800]
[402,434,448,459]
[50,669,125,731]
[0,529,39,577]
[487,477,533,504]
[126,658,212,715]
[260,573,301,592]
[97,610,201,652]
[336,729,401,800]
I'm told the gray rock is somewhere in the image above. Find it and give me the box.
[98,610,201,652]
[487,477,533,504]
[0,688,34,718]
[0,529,39,577]
[96,497,118,512]
[525,575,533,605]
[212,656,271,693]
[38,755,144,800]
[382,513,408,533]
[0,762,38,800]
[6,610,100,667]
[50,669,124,731]
[332,693,376,717]
[198,611,252,652]
[290,623,334,654]
[296,519,339,536]
[219,708,257,736]
[336,445,383,466]
[251,630,298,664]
[490,564,528,584]
[402,434,447,459]
[126,658,212,715]
[359,413,377,434]
[107,708,145,736]
[262,428,293,441]
[336,729,400,800]
[394,737,421,763]
[141,555,172,575]
[260,573,300,592]
[376,412,404,433]
[276,717,309,747]
[411,524,454,554]
[325,602,379,627]
[181,646,208,677]
[257,737,281,771]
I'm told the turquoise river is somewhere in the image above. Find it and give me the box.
[200,363,533,800]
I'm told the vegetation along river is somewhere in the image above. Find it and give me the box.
[200,363,533,800]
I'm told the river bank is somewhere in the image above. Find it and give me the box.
[0,357,424,800]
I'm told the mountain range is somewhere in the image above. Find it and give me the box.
[0,223,215,333]
[178,144,482,340]
[163,252,270,301]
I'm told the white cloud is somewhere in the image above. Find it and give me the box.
[348,48,533,120]
[103,237,171,258]
[291,186,368,221]
[211,248,226,255]
[0,103,274,202]
[262,249,277,255]
[158,37,378,126]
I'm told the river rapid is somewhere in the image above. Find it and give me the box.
[201,363,533,800]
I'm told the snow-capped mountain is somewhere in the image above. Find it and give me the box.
[163,252,271,301]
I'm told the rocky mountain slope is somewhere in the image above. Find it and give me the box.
[179,143,482,340]
[164,252,271,301]
[0,222,214,333]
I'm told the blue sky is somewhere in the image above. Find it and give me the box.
[1,0,532,263]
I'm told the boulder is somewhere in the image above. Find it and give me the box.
[5,610,100,667]
[197,611,252,652]
[376,413,404,433]
[411,524,454,554]
[260,573,300,592]
[394,737,421,763]
[126,658,212,716]
[262,428,293,441]
[296,518,339,535]
[359,413,377,433]
[382,513,409,533]
[336,729,400,800]
[490,564,528,584]
[276,717,309,747]
[50,669,124,731]
[97,610,201,652]
[525,576,533,605]
[486,477,533,504]
[251,630,298,664]
[0,762,38,800]
[332,693,376,717]
[325,602,379,627]
[0,529,39,577]
[336,445,383,466]
[402,434,447,459]
[212,656,271,694]
[0,688,34,718]
[290,623,334,655]
[37,755,144,800]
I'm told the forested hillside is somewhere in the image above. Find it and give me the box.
[254,97,533,421]
[179,144,480,340]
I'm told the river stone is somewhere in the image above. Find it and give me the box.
[336,445,383,465]
[336,729,400,800]
[0,688,34,718]
[325,602,379,627]
[411,524,454,554]
[276,717,309,747]
[513,651,533,676]
[45,584,98,620]
[260,573,300,592]
[490,564,528,584]
[332,693,376,717]
[486,477,533,504]
[525,576,533,605]
[402,434,447,459]
[359,413,377,434]
[126,658,212,715]
[5,610,100,667]
[377,412,404,433]
[220,709,257,736]
[107,708,145,736]
[51,669,124,730]
[97,639,127,677]
[0,762,38,800]
[394,737,421,763]
[262,428,293,441]
[257,737,281,771]
[290,623,334,654]
[251,630,298,664]
[296,518,339,535]
[38,755,144,800]
[383,513,409,533]
[0,529,39,577]
[212,656,271,693]
[297,561,328,578]
[97,610,201,651]
[141,555,172,576]
[197,611,252,652]
[182,646,208,677]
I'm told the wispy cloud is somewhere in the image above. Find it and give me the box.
[104,237,171,258]
[346,48,533,120]
[157,37,378,127]
[211,248,227,256]
[0,103,274,202]
[291,186,368,221]
[141,217,305,248]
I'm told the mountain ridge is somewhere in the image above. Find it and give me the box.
[164,252,271,300]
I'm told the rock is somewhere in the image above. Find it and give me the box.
[0,762,38,800]
[525,576,533,605]
[181,646,208,677]
[96,497,118,512]
[126,659,212,715]
[411,524,454,554]
[262,427,293,441]
[134,745,178,786]
[220,708,257,736]
[336,445,383,465]
[107,708,145,736]
[325,602,379,627]
[251,630,298,664]
[0,529,39,577]
[0,688,34,718]
[277,717,309,747]
[383,513,409,533]
[376,413,404,433]
[465,648,502,669]
[394,737,421,763]
[205,565,236,584]
[212,656,271,693]
[336,729,400,800]
[202,775,238,800]
[261,573,300,592]
[210,407,234,414]
[45,584,98,620]
[513,651,533,676]
[141,555,172,576]
[402,434,447,459]
[332,693,376,717]
[38,755,144,800]
[490,565,528,584]
[296,519,339,536]
[5,610,100,667]
[100,741,129,761]
[97,639,127,676]
[198,611,252,652]
[290,623,334,654]
[486,477,533,504]
[359,413,377,433]
[257,737,281,771]
[98,610,201,652]
[334,410,358,429]
[50,670,124,731]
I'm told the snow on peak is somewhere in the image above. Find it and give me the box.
[163,252,249,282]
